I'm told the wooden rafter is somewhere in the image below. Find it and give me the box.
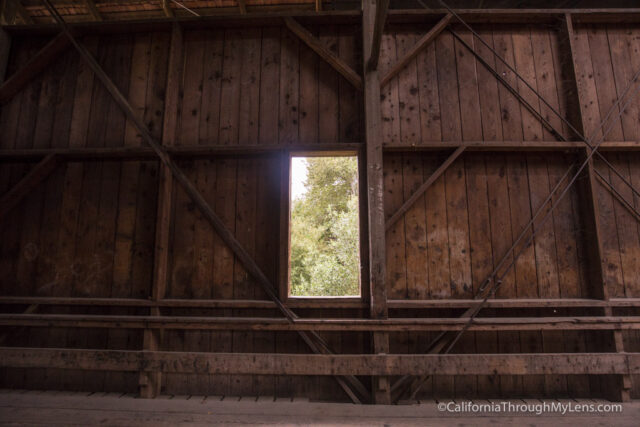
[0,154,58,222]
[1,348,637,377]
[83,0,103,21]
[4,8,640,30]
[283,17,363,91]
[0,32,70,104]
[379,13,452,87]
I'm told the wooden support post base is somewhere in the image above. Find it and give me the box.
[139,328,162,398]
[139,370,162,399]
[372,332,391,404]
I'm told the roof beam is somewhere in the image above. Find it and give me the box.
[283,17,363,91]
[4,8,640,31]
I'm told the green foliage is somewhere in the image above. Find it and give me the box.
[290,157,361,296]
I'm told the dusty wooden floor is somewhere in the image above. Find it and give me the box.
[0,390,637,426]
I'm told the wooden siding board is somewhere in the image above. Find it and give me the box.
[317,26,338,144]
[415,30,441,143]
[298,26,318,145]
[2,24,640,400]
[166,29,205,394]
[89,34,132,391]
[279,26,299,146]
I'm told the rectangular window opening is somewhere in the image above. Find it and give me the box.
[288,154,361,298]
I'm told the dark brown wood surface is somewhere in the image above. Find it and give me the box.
[1,16,640,401]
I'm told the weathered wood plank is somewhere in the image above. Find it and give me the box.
[0,32,70,104]
[380,14,451,87]
[364,0,390,403]
[1,295,639,309]
[284,17,362,91]
[3,313,639,332]
[1,348,636,377]
[0,153,57,221]
[366,0,389,72]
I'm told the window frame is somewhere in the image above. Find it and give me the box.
[278,149,369,306]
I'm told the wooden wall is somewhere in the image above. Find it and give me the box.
[0,20,639,400]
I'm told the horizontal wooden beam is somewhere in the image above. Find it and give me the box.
[283,17,363,91]
[2,313,639,332]
[2,141,640,162]
[0,32,70,103]
[1,348,637,376]
[1,296,639,309]
[6,9,640,35]
[0,143,364,161]
[0,154,58,221]
[386,8,640,24]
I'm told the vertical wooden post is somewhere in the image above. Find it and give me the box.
[139,23,183,399]
[362,0,390,404]
[0,27,10,83]
[561,14,630,402]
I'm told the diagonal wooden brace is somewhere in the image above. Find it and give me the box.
[41,0,368,404]
[283,17,363,91]
[380,13,452,88]
[385,146,465,231]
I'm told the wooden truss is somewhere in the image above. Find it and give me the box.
[1,3,640,404]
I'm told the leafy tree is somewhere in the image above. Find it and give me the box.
[290,157,360,296]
